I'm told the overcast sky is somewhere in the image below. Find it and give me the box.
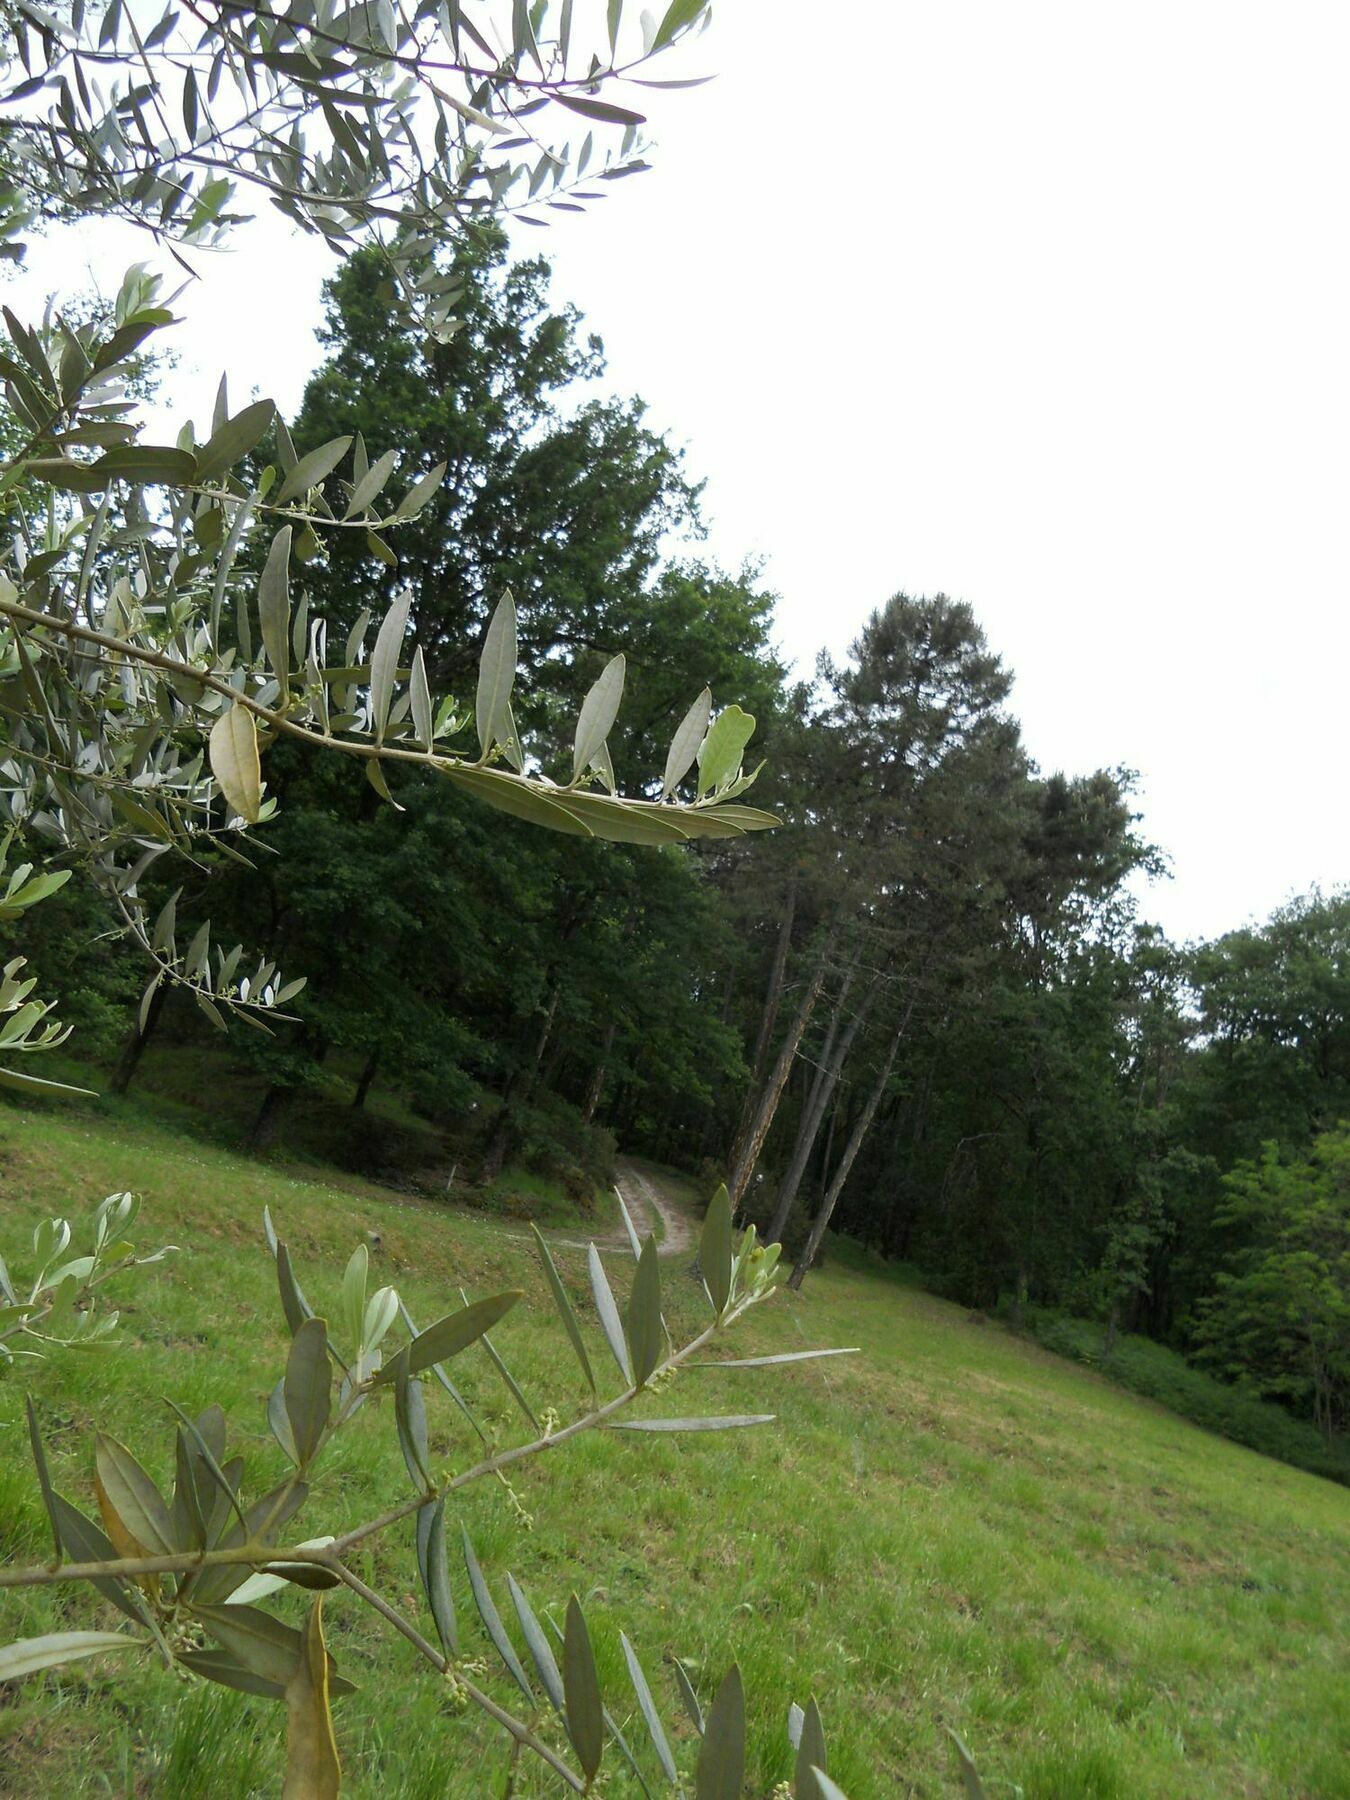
[9,2,1348,944]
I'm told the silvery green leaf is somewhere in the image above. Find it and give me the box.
[475,589,517,757]
[209,705,262,824]
[267,1376,298,1465]
[393,1352,430,1490]
[342,446,397,519]
[696,1664,745,1800]
[462,1527,531,1700]
[282,1316,330,1468]
[369,587,411,743]
[47,1492,148,1625]
[371,1292,521,1383]
[614,1186,643,1260]
[276,434,352,504]
[151,888,179,952]
[94,1432,175,1555]
[416,1499,456,1657]
[661,686,710,798]
[399,1298,490,1445]
[195,399,275,484]
[345,607,371,667]
[701,1183,734,1316]
[394,461,446,520]
[794,1696,827,1799]
[620,1631,678,1783]
[563,1595,604,1783]
[365,760,404,810]
[410,645,433,746]
[362,1285,398,1357]
[626,1235,662,1387]
[588,1243,632,1384]
[571,652,625,783]
[530,1225,595,1393]
[26,1395,61,1558]
[589,738,616,793]
[507,1574,564,1713]
[341,1244,368,1351]
[183,919,211,981]
[274,1241,314,1338]
[0,1632,144,1682]
[609,1415,775,1433]
[652,0,707,51]
[692,1348,858,1370]
[674,1658,704,1735]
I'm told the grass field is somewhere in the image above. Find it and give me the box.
[1,1096,1348,1798]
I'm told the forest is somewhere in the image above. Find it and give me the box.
[19,230,1348,1479]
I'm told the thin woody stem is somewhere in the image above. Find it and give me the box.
[0,596,442,768]
[324,1561,585,1793]
[0,1292,765,1590]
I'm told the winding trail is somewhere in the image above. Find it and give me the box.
[613,1158,694,1257]
[525,1158,695,1259]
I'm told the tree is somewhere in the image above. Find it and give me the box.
[749,593,1031,1269]
[0,0,711,315]
[129,235,790,1166]
[0,3,870,1790]
[1193,1129,1350,1441]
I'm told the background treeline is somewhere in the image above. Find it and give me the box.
[18,232,1348,1476]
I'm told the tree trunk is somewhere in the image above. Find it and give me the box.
[110,978,167,1095]
[249,1084,289,1152]
[581,1020,616,1125]
[727,924,835,1210]
[727,874,798,1172]
[765,977,875,1245]
[748,873,797,1090]
[351,1051,379,1110]
[1009,1263,1029,1332]
[788,1019,904,1290]
[816,1098,838,1199]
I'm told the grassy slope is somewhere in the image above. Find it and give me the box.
[1,1102,1347,1799]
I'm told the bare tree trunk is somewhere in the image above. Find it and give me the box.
[351,1051,379,1111]
[727,874,798,1171]
[765,976,875,1245]
[727,924,835,1210]
[816,1100,838,1199]
[748,873,797,1090]
[581,1020,616,1125]
[788,1019,905,1290]
[110,979,167,1095]
[249,1084,289,1152]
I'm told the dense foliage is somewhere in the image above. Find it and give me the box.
[0,0,1344,1788]
[18,228,1346,1469]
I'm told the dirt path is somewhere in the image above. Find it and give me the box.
[613,1158,695,1257]
[525,1158,695,1259]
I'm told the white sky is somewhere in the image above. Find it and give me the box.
[8,1,1348,944]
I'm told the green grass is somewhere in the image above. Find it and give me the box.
[476,1164,617,1229]
[38,1036,607,1231]
[1021,1309,1350,1486]
[2,1101,1348,1798]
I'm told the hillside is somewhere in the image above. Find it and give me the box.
[1,1100,1347,1799]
